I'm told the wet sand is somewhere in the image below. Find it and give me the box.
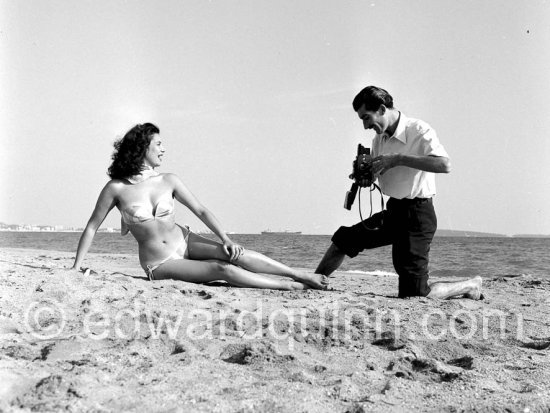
[1,248,549,412]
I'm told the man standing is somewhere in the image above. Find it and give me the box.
[316,86,482,299]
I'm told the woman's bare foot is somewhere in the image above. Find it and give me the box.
[288,281,310,290]
[464,276,483,300]
[294,273,329,290]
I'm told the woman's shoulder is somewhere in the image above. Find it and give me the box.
[105,177,128,186]
[102,178,128,194]
[159,172,182,183]
[105,174,181,188]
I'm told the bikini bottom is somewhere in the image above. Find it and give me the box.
[145,225,191,281]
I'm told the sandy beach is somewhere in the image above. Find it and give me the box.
[1,247,549,412]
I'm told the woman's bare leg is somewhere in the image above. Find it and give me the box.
[151,258,307,290]
[187,233,328,289]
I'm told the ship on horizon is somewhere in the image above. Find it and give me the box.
[260,229,302,235]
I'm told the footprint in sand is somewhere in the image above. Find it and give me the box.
[387,357,463,383]
[220,341,295,365]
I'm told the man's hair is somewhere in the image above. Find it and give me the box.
[352,86,394,112]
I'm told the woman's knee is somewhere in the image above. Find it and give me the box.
[210,261,236,280]
[231,249,251,263]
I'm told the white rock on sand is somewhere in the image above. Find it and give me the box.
[1,248,549,412]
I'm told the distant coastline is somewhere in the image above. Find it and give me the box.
[0,226,548,238]
[261,230,302,235]
[435,229,507,238]
[435,229,549,238]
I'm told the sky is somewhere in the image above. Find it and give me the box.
[1,0,549,236]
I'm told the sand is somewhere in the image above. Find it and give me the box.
[1,247,549,412]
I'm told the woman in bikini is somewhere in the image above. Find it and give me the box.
[72,123,327,290]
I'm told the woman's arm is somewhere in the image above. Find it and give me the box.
[168,174,243,261]
[72,183,118,269]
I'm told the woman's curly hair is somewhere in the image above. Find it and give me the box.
[107,123,160,179]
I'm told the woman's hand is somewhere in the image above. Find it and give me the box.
[223,240,244,263]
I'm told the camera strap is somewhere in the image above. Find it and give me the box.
[358,183,385,230]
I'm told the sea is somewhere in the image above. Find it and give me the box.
[1,232,548,279]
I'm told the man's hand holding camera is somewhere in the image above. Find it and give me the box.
[351,150,401,188]
[344,144,380,210]
[368,153,400,179]
[349,144,375,188]
[353,163,375,188]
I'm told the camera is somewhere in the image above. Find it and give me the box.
[344,144,374,210]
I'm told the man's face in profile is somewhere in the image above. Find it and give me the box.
[356,104,387,135]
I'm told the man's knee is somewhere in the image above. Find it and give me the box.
[397,276,431,298]
[394,258,430,298]
[331,226,361,258]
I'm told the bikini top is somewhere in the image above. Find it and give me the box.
[120,195,175,235]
